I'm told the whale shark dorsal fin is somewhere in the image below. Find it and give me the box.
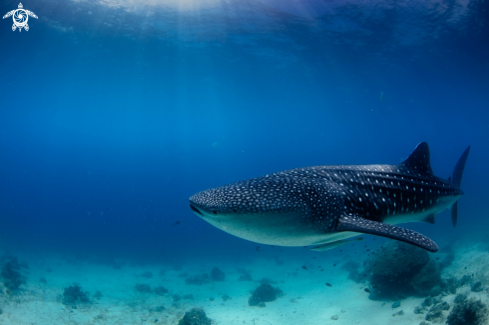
[399,142,434,176]
[336,214,438,252]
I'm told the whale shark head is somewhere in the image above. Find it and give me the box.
[189,175,346,246]
[190,178,307,217]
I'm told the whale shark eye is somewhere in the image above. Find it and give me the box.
[233,209,237,212]
[213,211,217,215]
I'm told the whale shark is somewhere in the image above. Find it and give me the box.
[189,143,470,252]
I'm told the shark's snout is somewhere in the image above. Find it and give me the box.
[189,192,220,217]
[190,179,304,219]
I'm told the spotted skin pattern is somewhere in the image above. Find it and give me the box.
[189,143,469,252]
[337,214,439,252]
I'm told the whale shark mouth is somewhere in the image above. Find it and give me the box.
[190,204,203,217]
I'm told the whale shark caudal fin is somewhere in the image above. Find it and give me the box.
[450,145,471,227]
[399,142,434,176]
[336,214,439,252]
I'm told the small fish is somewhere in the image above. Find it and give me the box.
[171,221,181,227]
[436,257,440,260]
[333,263,337,267]
[6,290,10,294]
[364,288,371,293]
[255,246,261,252]
[302,265,308,270]
[326,283,332,287]
[321,269,324,272]
[312,257,316,259]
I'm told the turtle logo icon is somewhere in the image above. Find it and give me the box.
[3,3,38,32]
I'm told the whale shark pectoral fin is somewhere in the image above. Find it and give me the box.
[336,214,438,252]
[310,237,363,252]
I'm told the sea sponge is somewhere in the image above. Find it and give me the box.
[248,284,283,307]
[1,262,25,291]
[135,283,151,293]
[446,298,488,325]
[185,274,211,285]
[210,267,225,281]
[364,241,440,299]
[411,260,442,295]
[63,284,90,304]
[154,286,168,295]
[178,308,212,325]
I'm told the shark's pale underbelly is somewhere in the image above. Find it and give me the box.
[383,194,460,225]
[202,210,358,246]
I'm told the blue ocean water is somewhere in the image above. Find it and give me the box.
[0,0,488,324]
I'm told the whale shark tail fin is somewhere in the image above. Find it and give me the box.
[450,145,471,227]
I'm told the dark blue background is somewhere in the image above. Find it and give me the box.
[0,0,487,262]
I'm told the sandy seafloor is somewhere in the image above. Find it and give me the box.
[1,240,488,325]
